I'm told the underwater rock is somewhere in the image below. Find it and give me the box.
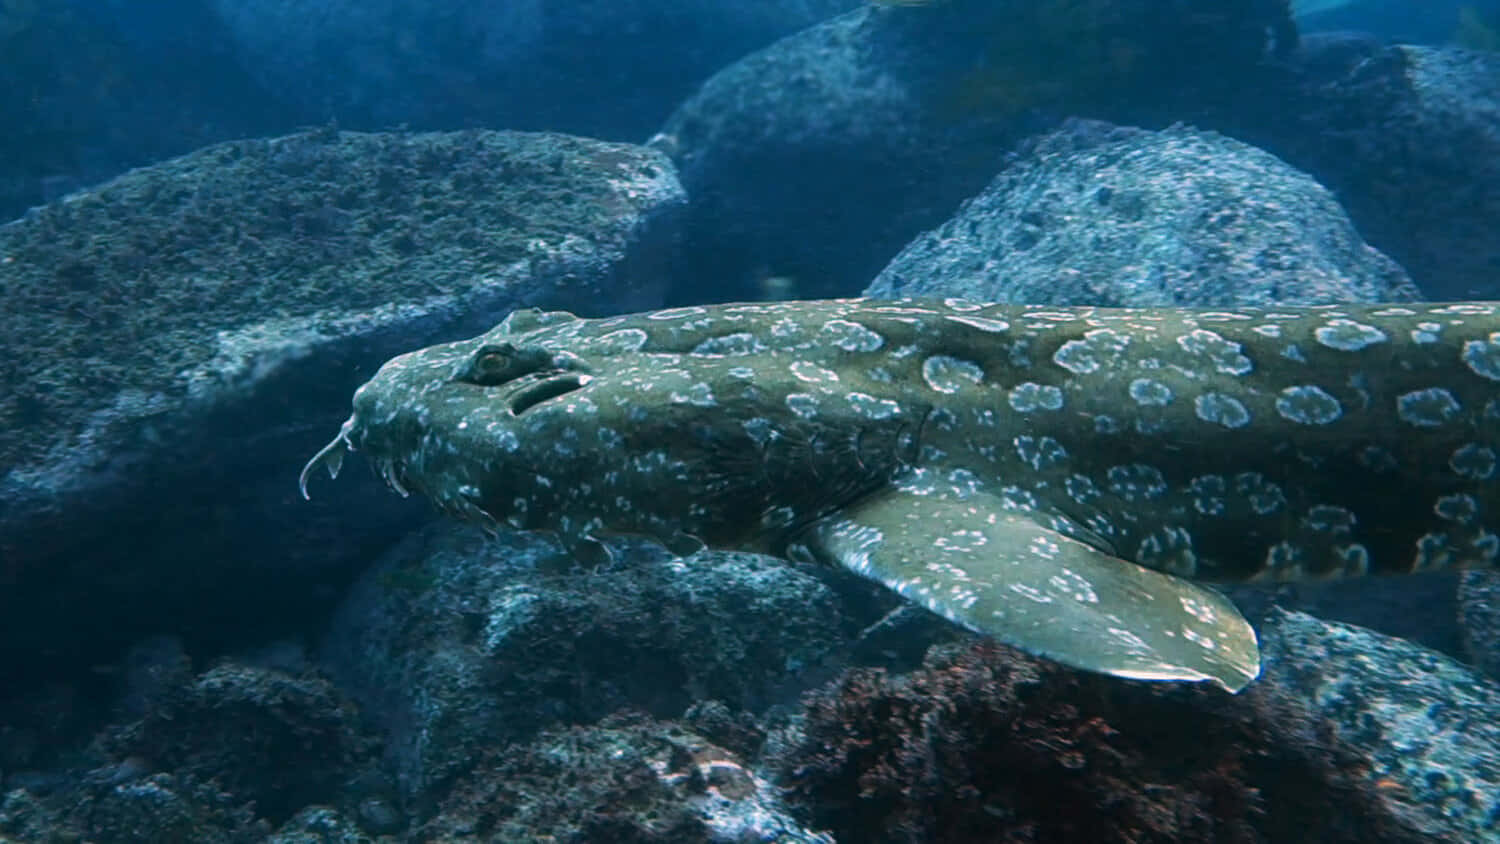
[1256,607,1500,841]
[1192,35,1500,299]
[208,0,859,140]
[0,128,684,683]
[268,806,403,843]
[1294,0,1482,46]
[318,522,854,800]
[99,662,385,826]
[771,638,1428,842]
[419,711,828,842]
[0,771,270,844]
[0,651,398,841]
[654,0,1295,302]
[867,121,1419,305]
[1457,570,1500,680]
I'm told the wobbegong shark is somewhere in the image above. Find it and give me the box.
[301,298,1500,693]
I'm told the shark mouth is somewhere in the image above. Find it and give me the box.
[298,416,422,502]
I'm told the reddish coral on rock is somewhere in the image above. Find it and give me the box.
[774,640,1417,843]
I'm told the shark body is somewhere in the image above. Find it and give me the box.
[303,298,1500,692]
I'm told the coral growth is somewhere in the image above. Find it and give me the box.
[773,640,1419,843]
[101,663,383,825]
[420,712,714,842]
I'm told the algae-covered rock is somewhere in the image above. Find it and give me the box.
[772,637,1427,842]
[0,654,394,842]
[655,0,1295,302]
[0,128,684,681]
[868,121,1419,306]
[1186,37,1500,299]
[319,522,854,799]
[420,712,827,842]
[1256,608,1500,840]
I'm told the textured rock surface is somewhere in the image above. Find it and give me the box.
[1458,569,1500,680]
[1195,37,1500,299]
[0,772,270,843]
[99,664,383,826]
[771,637,1431,842]
[419,713,829,842]
[0,128,684,680]
[654,0,1295,302]
[268,807,402,843]
[0,653,395,842]
[1256,608,1500,841]
[209,0,858,139]
[318,523,855,799]
[771,611,1500,841]
[867,121,1419,305]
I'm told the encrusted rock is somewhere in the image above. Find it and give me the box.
[420,712,828,842]
[1188,36,1500,299]
[867,121,1419,306]
[772,636,1431,842]
[0,128,684,681]
[655,0,1295,302]
[319,523,853,798]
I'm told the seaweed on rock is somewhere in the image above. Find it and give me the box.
[772,640,1424,843]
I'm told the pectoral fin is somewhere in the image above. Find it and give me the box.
[803,489,1260,692]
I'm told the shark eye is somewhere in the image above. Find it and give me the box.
[472,350,513,381]
[460,343,535,386]
[458,343,592,389]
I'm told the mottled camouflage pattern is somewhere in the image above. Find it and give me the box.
[303,298,1500,691]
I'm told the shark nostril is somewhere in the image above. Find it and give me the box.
[509,373,590,415]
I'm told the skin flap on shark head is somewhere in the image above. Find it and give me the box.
[303,298,1500,693]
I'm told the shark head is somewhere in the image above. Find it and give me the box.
[301,305,929,563]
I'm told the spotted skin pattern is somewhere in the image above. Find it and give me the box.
[303,298,1500,692]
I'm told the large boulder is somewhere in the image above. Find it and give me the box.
[1294,0,1481,45]
[653,0,1296,302]
[1254,608,1500,840]
[1194,37,1500,299]
[867,121,1419,305]
[318,523,857,799]
[1458,570,1500,680]
[0,644,399,841]
[0,128,684,680]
